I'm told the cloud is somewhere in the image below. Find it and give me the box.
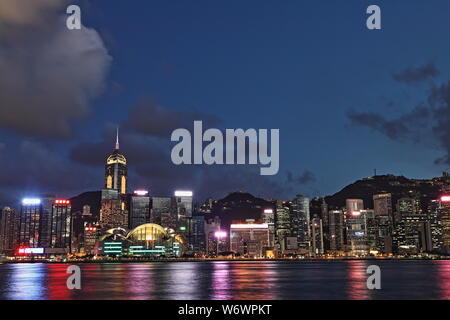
[287,170,316,185]
[0,0,111,138]
[392,62,439,84]
[124,97,221,137]
[347,106,430,141]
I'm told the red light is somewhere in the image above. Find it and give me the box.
[55,199,70,205]
[441,196,450,202]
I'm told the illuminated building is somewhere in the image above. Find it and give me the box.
[328,210,345,252]
[105,128,127,195]
[18,197,46,248]
[99,223,185,257]
[100,189,128,229]
[375,214,393,254]
[83,223,98,255]
[191,212,206,253]
[130,190,151,229]
[428,200,443,252]
[49,199,72,253]
[0,207,17,255]
[290,195,310,250]
[261,208,275,247]
[395,214,432,254]
[439,195,450,253]
[373,193,393,218]
[311,217,324,255]
[346,210,369,256]
[174,191,193,236]
[275,201,291,251]
[151,196,176,228]
[346,199,364,215]
[230,221,270,258]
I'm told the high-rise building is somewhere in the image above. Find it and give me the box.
[230,221,270,258]
[49,199,72,253]
[261,208,275,247]
[174,191,193,235]
[275,201,291,251]
[395,214,432,254]
[328,210,345,253]
[0,207,17,255]
[130,190,151,229]
[290,195,310,250]
[439,195,450,253]
[152,196,177,229]
[374,193,393,217]
[105,129,127,195]
[346,210,369,256]
[311,217,324,255]
[346,199,364,215]
[100,189,128,229]
[428,199,443,252]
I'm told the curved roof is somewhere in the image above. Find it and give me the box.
[127,223,167,241]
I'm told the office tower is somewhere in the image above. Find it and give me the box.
[311,217,324,255]
[346,210,369,256]
[364,209,377,253]
[0,207,17,255]
[18,197,54,249]
[275,201,291,251]
[439,195,450,253]
[290,194,310,250]
[346,199,364,215]
[397,198,417,216]
[374,193,393,218]
[205,216,222,255]
[49,199,72,253]
[328,210,345,252]
[428,200,443,252]
[174,191,193,234]
[395,214,432,254]
[374,215,393,254]
[230,221,270,258]
[105,129,127,195]
[130,190,151,229]
[152,196,177,229]
[191,212,206,254]
[100,189,128,229]
[261,208,275,247]
[83,223,98,255]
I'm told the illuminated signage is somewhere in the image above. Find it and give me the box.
[352,211,361,216]
[230,223,269,229]
[55,199,70,205]
[134,190,149,196]
[22,198,41,206]
[17,247,44,255]
[174,191,193,197]
[263,209,273,214]
[179,226,186,231]
[85,227,97,232]
[441,195,450,202]
[214,231,227,238]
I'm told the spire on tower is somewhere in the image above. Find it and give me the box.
[115,127,120,150]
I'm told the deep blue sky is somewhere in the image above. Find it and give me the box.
[2,0,450,205]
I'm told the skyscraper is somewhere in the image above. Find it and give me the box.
[49,199,72,253]
[290,195,310,250]
[346,199,364,215]
[328,210,345,253]
[0,207,17,255]
[105,129,127,196]
[130,190,151,229]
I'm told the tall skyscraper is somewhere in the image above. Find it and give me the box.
[311,217,324,255]
[290,195,310,250]
[373,193,393,217]
[328,210,345,252]
[174,191,193,235]
[0,207,17,255]
[49,199,72,253]
[346,210,369,256]
[275,201,291,251]
[105,129,127,195]
[130,190,151,229]
[100,189,128,229]
[439,195,450,253]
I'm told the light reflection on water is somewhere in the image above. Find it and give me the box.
[0,260,448,300]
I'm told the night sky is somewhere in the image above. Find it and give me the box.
[1,0,450,207]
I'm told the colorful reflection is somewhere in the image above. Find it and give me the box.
[211,261,232,300]
[6,263,47,300]
[436,260,450,299]
[345,260,370,300]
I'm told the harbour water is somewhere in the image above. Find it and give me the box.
[0,260,448,300]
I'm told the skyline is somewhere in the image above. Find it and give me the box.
[3,1,450,207]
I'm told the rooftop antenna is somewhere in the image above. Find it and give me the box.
[115,127,120,150]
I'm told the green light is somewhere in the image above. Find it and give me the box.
[179,226,186,231]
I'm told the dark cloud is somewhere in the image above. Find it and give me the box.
[286,170,316,185]
[0,0,111,138]
[124,97,221,137]
[392,62,439,84]
[347,106,430,141]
